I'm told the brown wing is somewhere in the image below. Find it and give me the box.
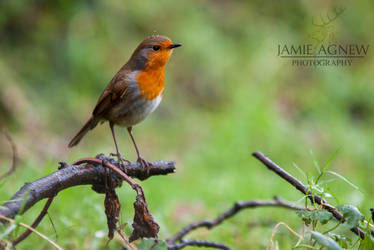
[92,68,131,117]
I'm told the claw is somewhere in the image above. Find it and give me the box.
[137,157,152,176]
[110,153,131,165]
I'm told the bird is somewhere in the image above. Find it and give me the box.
[68,35,181,167]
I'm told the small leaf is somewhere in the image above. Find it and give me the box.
[310,210,333,224]
[310,150,321,174]
[138,238,168,250]
[311,231,342,250]
[296,210,333,224]
[315,147,341,184]
[327,171,359,190]
[337,205,364,229]
[296,210,312,224]
[292,162,307,180]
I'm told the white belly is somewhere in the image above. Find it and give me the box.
[110,93,163,127]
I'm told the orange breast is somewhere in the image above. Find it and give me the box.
[136,69,165,100]
[135,41,173,100]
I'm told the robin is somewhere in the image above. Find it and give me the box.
[68,35,181,167]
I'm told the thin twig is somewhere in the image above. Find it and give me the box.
[0,130,18,180]
[167,196,304,244]
[0,214,63,250]
[12,196,55,246]
[73,158,139,188]
[47,211,58,242]
[252,151,369,239]
[168,239,232,250]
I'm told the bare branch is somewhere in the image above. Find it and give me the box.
[168,239,232,250]
[0,129,18,180]
[252,151,371,239]
[0,155,175,220]
[167,196,304,244]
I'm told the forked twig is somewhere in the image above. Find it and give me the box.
[167,196,304,244]
[252,151,369,239]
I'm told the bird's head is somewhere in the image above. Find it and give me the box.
[129,35,181,71]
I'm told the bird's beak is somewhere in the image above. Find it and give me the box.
[168,43,182,49]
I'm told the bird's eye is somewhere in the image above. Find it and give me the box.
[152,45,160,51]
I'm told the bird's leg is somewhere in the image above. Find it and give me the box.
[109,122,130,165]
[127,126,152,171]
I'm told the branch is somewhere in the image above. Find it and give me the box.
[168,239,232,250]
[252,151,371,239]
[167,196,304,244]
[0,154,175,220]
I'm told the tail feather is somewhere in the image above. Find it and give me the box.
[68,117,98,148]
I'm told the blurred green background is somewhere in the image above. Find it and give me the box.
[1,0,374,249]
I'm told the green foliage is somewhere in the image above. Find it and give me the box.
[296,210,333,225]
[359,224,374,250]
[337,205,365,229]
[279,152,372,249]
[311,231,342,250]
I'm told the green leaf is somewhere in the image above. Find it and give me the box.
[315,147,341,184]
[337,205,364,229]
[311,231,342,250]
[310,150,321,174]
[138,238,168,250]
[296,210,312,224]
[327,171,359,190]
[310,210,333,224]
[296,210,333,224]
[292,162,307,180]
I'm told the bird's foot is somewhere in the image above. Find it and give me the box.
[110,153,131,165]
[137,157,152,176]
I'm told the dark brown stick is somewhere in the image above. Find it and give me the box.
[168,239,232,250]
[252,151,368,239]
[0,155,175,220]
[167,196,304,244]
[0,130,18,180]
[12,197,55,245]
